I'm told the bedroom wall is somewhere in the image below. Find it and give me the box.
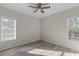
[41,6,79,51]
[0,7,40,51]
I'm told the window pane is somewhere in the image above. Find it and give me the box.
[1,17,16,41]
[67,17,79,40]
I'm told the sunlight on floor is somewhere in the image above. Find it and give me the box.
[28,48,62,56]
[28,48,79,56]
[63,52,79,56]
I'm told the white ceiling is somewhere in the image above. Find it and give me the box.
[1,3,79,18]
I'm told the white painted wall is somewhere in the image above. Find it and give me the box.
[0,7,40,51]
[41,6,79,51]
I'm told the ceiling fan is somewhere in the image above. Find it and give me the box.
[28,3,51,14]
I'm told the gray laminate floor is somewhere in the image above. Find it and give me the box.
[0,40,79,56]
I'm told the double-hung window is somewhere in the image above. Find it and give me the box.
[1,16,16,41]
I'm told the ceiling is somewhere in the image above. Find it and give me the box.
[0,3,79,18]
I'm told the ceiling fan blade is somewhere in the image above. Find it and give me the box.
[41,6,51,9]
[41,3,49,5]
[29,3,37,6]
[41,9,44,14]
[33,9,38,13]
[28,6,38,8]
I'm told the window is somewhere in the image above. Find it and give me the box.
[67,17,79,40]
[1,17,16,41]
